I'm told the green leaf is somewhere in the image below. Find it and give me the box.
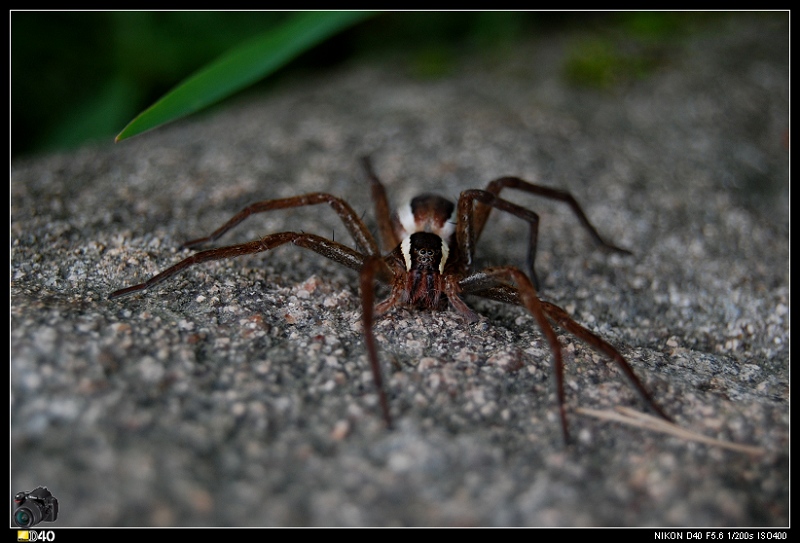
[116,11,374,142]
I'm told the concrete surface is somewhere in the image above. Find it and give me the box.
[11,14,788,526]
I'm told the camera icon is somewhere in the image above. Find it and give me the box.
[13,487,59,528]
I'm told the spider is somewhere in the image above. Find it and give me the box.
[109,156,670,442]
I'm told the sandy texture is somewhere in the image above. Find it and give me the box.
[11,15,788,526]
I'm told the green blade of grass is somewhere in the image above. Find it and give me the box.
[116,11,374,142]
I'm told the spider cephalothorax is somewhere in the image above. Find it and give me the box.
[109,156,670,442]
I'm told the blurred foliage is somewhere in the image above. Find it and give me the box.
[115,12,374,142]
[12,12,299,158]
[562,12,697,89]
[12,11,716,159]
[563,38,661,89]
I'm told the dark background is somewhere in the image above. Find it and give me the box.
[12,11,725,159]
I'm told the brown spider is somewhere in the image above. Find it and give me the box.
[109,157,670,441]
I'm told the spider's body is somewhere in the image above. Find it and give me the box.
[110,157,670,441]
[381,196,465,317]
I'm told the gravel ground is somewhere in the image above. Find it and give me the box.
[11,14,788,527]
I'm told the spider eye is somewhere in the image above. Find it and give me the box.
[401,232,449,274]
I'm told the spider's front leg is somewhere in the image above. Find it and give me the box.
[108,233,368,299]
[463,179,632,290]
[456,189,543,286]
[538,300,672,423]
[180,192,381,258]
[459,269,672,442]
[110,189,381,299]
[359,255,397,429]
[458,266,571,440]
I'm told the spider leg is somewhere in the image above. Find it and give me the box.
[461,282,522,306]
[457,189,544,289]
[181,192,381,258]
[359,255,396,429]
[461,274,672,435]
[360,156,399,253]
[472,176,633,255]
[464,178,632,291]
[538,300,672,423]
[108,233,368,299]
[459,265,571,442]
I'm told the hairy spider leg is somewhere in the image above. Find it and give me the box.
[359,255,397,428]
[470,283,673,424]
[539,300,672,422]
[180,192,381,258]
[454,191,668,442]
[459,265,571,440]
[456,189,540,279]
[469,176,632,289]
[360,156,398,253]
[108,233,368,299]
